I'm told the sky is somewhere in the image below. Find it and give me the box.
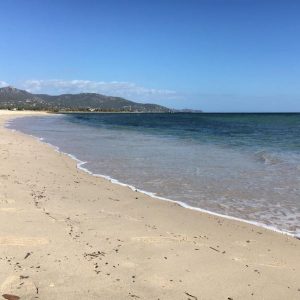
[0,0,300,112]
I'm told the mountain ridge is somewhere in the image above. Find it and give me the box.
[0,86,173,112]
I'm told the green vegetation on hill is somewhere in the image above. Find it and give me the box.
[0,86,172,113]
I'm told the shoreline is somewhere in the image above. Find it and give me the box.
[0,110,299,299]
[7,113,298,239]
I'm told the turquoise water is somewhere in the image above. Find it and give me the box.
[10,113,300,236]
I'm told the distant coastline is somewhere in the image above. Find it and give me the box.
[0,86,175,113]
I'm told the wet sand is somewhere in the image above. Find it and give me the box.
[0,111,299,299]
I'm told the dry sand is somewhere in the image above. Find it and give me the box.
[0,110,299,300]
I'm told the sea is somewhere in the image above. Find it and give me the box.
[8,113,300,237]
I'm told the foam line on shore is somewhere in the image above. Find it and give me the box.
[5,119,298,239]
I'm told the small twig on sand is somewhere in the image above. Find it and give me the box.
[184,292,198,299]
[209,246,220,252]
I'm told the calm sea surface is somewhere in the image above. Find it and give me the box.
[9,113,300,236]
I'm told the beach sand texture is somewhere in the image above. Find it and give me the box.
[0,111,299,299]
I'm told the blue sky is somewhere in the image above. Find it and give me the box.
[0,0,300,111]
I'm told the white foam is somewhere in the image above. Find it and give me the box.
[5,119,299,239]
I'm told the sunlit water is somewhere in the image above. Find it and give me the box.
[9,113,300,237]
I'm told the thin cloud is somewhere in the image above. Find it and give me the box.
[22,79,178,102]
[0,81,9,88]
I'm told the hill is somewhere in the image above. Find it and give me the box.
[0,86,172,112]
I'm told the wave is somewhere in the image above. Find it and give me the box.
[254,150,283,165]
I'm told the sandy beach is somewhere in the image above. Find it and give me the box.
[0,111,299,300]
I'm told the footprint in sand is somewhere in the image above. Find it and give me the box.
[0,236,48,246]
[0,275,38,299]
